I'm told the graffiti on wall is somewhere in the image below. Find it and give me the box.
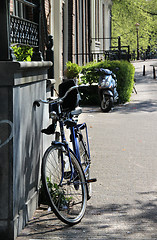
[0,120,13,148]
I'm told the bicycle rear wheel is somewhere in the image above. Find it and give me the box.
[41,145,87,225]
[78,132,92,198]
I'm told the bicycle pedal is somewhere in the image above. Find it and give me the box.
[86,178,97,183]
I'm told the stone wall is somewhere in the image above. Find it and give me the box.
[0,61,52,240]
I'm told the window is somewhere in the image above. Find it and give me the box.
[13,0,26,18]
[95,0,99,41]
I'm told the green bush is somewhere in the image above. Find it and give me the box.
[11,45,33,61]
[64,61,82,79]
[81,60,135,103]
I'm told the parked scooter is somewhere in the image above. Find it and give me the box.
[98,68,118,112]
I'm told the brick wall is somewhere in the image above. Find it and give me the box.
[45,0,50,33]
[67,0,90,65]
[10,0,13,15]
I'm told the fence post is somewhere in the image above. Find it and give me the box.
[118,36,121,60]
[46,35,55,96]
[127,45,130,61]
[31,0,43,61]
[46,35,54,79]
[0,0,11,60]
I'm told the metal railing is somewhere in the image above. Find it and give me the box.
[73,49,131,64]
[10,15,39,47]
[17,0,37,8]
[73,36,131,64]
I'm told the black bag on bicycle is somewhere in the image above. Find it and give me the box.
[59,79,80,112]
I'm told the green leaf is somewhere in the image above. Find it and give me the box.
[11,45,33,61]
[112,0,157,56]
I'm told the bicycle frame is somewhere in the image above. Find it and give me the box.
[51,119,80,186]
[51,116,91,187]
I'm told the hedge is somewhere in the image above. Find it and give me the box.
[80,60,135,104]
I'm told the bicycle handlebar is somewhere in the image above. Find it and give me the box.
[33,85,79,107]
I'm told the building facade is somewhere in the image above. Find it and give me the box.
[10,0,112,86]
[49,0,112,86]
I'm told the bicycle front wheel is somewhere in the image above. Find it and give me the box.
[41,145,87,225]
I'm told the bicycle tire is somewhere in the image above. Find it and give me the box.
[41,145,87,225]
[78,133,92,198]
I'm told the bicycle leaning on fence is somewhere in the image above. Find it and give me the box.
[34,80,96,225]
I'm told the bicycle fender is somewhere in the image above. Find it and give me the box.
[51,141,74,153]
[51,141,65,147]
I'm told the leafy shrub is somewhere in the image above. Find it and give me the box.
[11,45,33,61]
[39,178,72,206]
[81,61,100,85]
[64,61,82,79]
[81,60,135,103]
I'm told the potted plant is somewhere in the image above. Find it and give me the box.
[64,61,81,81]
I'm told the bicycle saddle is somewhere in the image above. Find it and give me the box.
[70,107,82,116]
[41,123,56,135]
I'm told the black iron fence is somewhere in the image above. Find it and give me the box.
[73,36,131,64]
[73,49,131,65]
[10,15,39,47]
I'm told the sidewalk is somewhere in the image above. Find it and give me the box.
[16,59,157,240]
[131,59,157,106]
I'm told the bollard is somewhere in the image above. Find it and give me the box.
[153,66,156,79]
[143,65,145,76]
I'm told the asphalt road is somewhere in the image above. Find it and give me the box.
[17,59,157,240]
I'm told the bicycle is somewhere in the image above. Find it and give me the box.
[34,80,96,225]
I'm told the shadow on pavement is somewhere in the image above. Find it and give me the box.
[114,100,157,114]
[17,191,157,240]
[81,99,157,115]
[85,191,157,239]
